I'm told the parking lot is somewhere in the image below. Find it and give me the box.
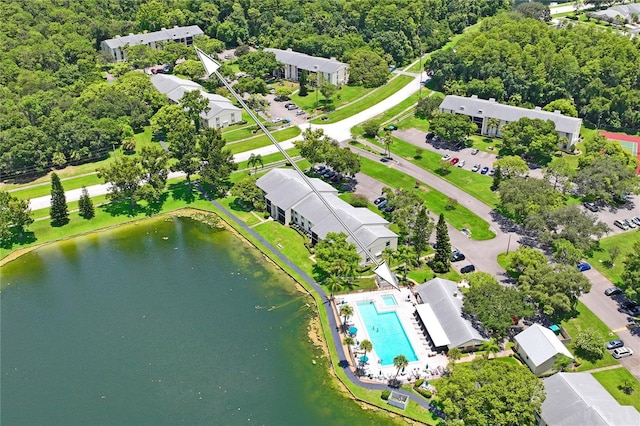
[266,94,310,127]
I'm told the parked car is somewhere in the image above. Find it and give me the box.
[614,219,630,230]
[625,219,636,229]
[286,104,298,110]
[441,154,451,161]
[456,159,466,168]
[295,110,305,116]
[583,202,599,212]
[452,252,466,262]
[620,305,640,317]
[604,286,622,296]
[480,166,489,174]
[633,216,640,226]
[426,132,435,140]
[471,148,479,155]
[451,247,460,255]
[284,102,294,108]
[460,264,476,274]
[450,157,460,165]
[488,169,495,176]
[611,347,633,359]
[313,165,325,173]
[606,339,624,350]
[380,157,391,163]
[321,168,333,177]
[471,164,481,172]
[272,117,283,124]
[377,200,388,210]
[577,262,591,272]
[384,205,396,213]
[373,197,386,205]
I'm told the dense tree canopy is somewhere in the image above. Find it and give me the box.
[426,14,640,128]
[438,359,545,426]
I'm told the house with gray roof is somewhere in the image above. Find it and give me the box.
[439,95,583,148]
[514,324,573,376]
[413,278,489,352]
[264,48,349,86]
[150,74,241,129]
[588,3,640,24]
[101,25,204,62]
[256,168,397,263]
[538,372,640,425]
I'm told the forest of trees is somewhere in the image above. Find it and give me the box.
[426,13,640,129]
[1,0,510,181]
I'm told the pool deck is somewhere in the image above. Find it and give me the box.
[336,288,449,384]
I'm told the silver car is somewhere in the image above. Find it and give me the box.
[612,347,633,359]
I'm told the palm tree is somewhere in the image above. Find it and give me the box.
[343,336,355,347]
[480,339,500,359]
[339,304,354,329]
[393,354,409,378]
[487,117,501,136]
[382,246,396,267]
[247,153,263,175]
[360,339,373,360]
[382,132,393,158]
[325,276,344,300]
[396,245,418,282]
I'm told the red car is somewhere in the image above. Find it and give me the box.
[450,157,460,165]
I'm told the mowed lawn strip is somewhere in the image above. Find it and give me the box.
[586,230,640,286]
[290,84,371,112]
[227,126,301,155]
[360,157,495,240]
[311,75,414,124]
[9,174,105,201]
[592,368,640,411]
[560,301,619,371]
[390,137,500,208]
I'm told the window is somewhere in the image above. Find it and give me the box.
[230,113,236,122]
[215,117,220,127]
[386,241,390,247]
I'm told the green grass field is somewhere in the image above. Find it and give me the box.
[311,75,414,124]
[290,84,371,112]
[227,126,301,155]
[351,92,423,136]
[592,368,640,411]
[360,157,495,240]
[561,301,619,371]
[586,230,640,286]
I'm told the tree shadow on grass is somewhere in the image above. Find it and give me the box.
[0,230,36,250]
[169,182,196,204]
[228,198,253,212]
[145,192,169,216]
[101,200,146,217]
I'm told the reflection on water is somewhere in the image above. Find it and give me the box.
[1,216,398,425]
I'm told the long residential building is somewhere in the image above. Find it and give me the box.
[150,74,241,129]
[101,25,204,62]
[264,48,349,86]
[439,95,583,148]
[256,168,397,264]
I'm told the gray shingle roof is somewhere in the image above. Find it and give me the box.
[102,25,204,49]
[256,168,337,211]
[514,324,573,368]
[264,48,348,74]
[150,74,239,119]
[440,95,582,135]
[541,373,640,426]
[414,278,488,348]
[590,3,640,21]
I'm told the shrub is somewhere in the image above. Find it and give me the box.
[574,328,605,360]
[416,388,432,399]
[414,378,425,388]
[381,390,391,400]
[349,194,369,207]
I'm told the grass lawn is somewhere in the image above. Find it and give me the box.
[216,197,264,227]
[351,92,423,136]
[227,126,301,155]
[585,230,640,286]
[406,263,461,284]
[560,301,619,371]
[387,137,500,208]
[360,157,495,240]
[311,75,414,124]
[290,85,371,112]
[9,174,105,201]
[592,368,640,410]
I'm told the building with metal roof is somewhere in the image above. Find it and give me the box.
[264,48,349,86]
[413,278,489,352]
[514,324,573,376]
[256,168,397,263]
[150,74,241,129]
[538,373,640,425]
[439,95,583,148]
[588,3,640,23]
[101,25,204,62]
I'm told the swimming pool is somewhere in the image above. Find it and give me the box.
[356,301,418,366]
[381,294,397,306]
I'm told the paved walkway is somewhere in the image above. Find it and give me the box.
[193,182,442,418]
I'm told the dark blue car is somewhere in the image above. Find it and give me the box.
[577,262,591,272]
[480,166,489,175]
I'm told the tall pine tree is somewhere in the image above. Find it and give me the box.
[412,206,432,260]
[432,213,451,273]
[50,172,69,226]
[299,69,309,96]
[78,186,95,219]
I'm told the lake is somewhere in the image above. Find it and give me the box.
[0,216,399,425]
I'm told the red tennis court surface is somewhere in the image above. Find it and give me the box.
[599,131,640,174]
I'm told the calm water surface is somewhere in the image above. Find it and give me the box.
[1,217,397,425]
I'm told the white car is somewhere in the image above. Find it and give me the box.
[612,347,633,359]
[272,117,283,124]
[441,154,452,161]
[471,164,480,172]
[457,159,466,168]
